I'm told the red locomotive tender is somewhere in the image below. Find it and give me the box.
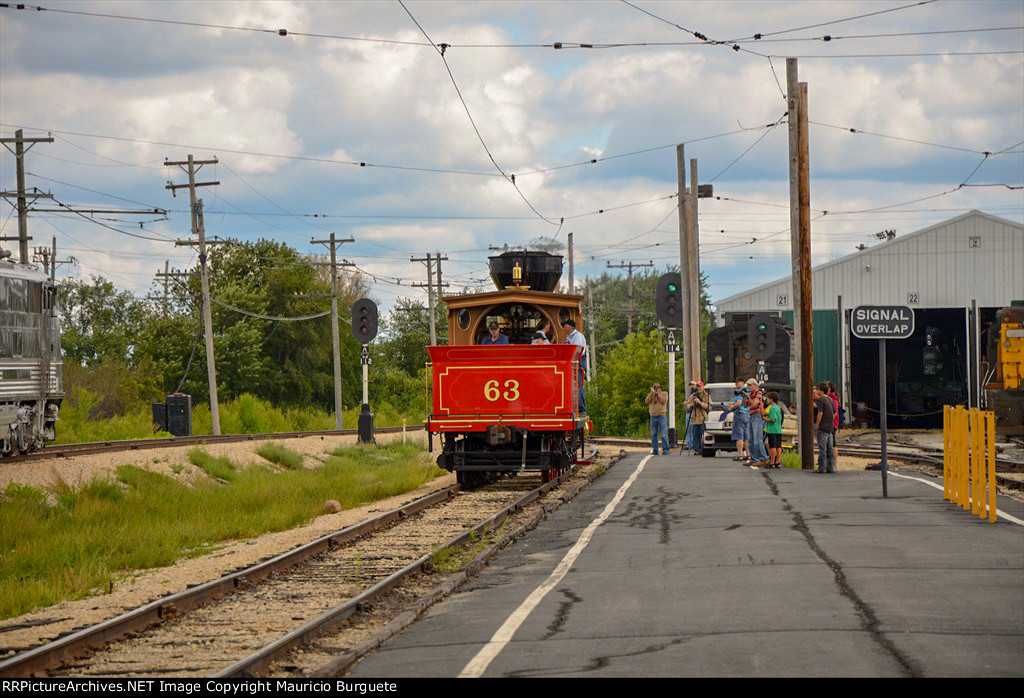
[426,251,589,487]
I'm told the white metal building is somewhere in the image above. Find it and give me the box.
[712,210,1024,426]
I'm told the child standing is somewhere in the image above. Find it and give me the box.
[764,391,783,469]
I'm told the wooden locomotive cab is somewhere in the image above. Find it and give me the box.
[427,251,588,487]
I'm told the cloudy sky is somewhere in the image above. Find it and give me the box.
[1,0,1022,311]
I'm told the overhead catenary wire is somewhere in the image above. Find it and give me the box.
[2,122,782,181]
[706,112,787,183]
[7,2,1009,50]
[728,0,940,41]
[209,297,333,322]
[397,0,558,227]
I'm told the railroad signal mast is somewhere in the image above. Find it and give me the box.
[657,272,683,447]
[351,298,379,444]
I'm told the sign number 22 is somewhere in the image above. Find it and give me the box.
[484,379,520,401]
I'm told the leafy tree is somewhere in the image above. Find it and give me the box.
[376,297,447,376]
[57,276,150,366]
[586,331,674,436]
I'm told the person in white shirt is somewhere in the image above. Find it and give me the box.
[561,319,587,414]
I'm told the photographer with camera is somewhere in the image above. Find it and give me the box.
[645,383,669,455]
[683,381,711,456]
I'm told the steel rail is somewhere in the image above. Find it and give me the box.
[215,465,581,678]
[2,425,426,464]
[0,482,457,678]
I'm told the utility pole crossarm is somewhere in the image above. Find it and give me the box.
[607,260,654,335]
[3,129,54,263]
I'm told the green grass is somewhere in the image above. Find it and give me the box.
[54,392,425,445]
[187,449,239,482]
[0,442,444,620]
[427,523,506,574]
[780,450,803,469]
[255,442,305,470]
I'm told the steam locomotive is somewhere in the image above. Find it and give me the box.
[426,251,588,487]
[0,253,63,455]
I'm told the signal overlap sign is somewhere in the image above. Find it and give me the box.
[851,305,915,340]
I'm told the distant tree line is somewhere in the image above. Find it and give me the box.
[57,240,712,436]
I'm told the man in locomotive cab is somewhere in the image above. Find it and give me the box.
[561,318,587,414]
[480,321,509,345]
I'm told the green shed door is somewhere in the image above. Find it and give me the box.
[781,310,839,387]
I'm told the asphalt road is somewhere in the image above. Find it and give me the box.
[350,451,1024,677]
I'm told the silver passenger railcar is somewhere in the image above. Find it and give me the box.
[0,254,63,454]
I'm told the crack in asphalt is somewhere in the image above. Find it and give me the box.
[542,588,582,640]
[616,487,693,544]
[760,471,921,678]
[503,637,689,677]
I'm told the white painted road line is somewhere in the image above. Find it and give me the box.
[458,454,653,678]
[887,471,1024,526]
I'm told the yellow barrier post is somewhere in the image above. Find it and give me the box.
[959,407,969,511]
[942,406,949,501]
[987,411,997,523]
[944,406,952,501]
[972,408,981,516]
[949,406,958,506]
[977,412,986,521]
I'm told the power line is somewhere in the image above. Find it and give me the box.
[0,122,501,177]
[2,122,781,181]
[4,2,1014,50]
[25,171,168,211]
[730,0,940,41]
[765,50,1024,58]
[48,195,176,242]
[809,121,1020,155]
[397,0,558,227]
[706,112,787,183]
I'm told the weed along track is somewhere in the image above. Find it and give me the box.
[2,467,587,678]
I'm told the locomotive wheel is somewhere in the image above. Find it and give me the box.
[457,470,486,489]
[541,466,558,483]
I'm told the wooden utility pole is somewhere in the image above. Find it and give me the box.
[607,260,653,334]
[588,286,597,380]
[688,158,701,382]
[32,244,51,278]
[676,145,691,394]
[787,59,815,469]
[412,253,449,344]
[166,155,223,435]
[435,250,448,344]
[567,232,574,293]
[153,264,190,315]
[313,233,355,429]
[146,260,173,316]
[0,129,54,264]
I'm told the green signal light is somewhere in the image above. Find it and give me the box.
[757,323,767,331]
[667,283,678,292]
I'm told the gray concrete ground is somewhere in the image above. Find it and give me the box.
[350,451,1024,678]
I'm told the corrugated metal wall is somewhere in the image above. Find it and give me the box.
[715,211,1024,314]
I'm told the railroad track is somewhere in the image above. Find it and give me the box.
[0,463,588,678]
[1,425,426,464]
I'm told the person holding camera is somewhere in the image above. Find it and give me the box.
[727,380,750,461]
[645,383,669,455]
[683,381,711,456]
